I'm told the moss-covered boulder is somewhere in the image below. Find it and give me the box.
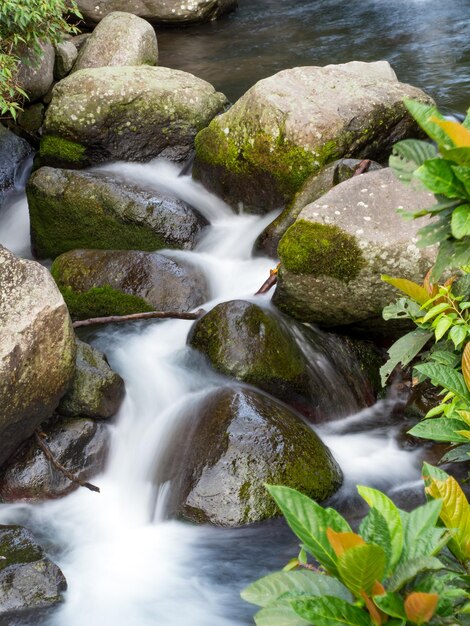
[0,246,76,468]
[160,387,342,526]
[40,65,227,167]
[27,167,208,259]
[0,418,109,502]
[57,340,124,418]
[72,12,158,73]
[77,0,237,25]
[0,525,66,624]
[272,168,437,330]
[254,158,382,258]
[51,249,209,319]
[193,61,433,212]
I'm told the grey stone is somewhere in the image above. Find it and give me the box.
[0,125,32,204]
[17,41,55,102]
[54,41,78,80]
[17,103,45,133]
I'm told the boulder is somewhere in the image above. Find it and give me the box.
[160,387,342,526]
[0,246,76,468]
[0,125,32,206]
[77,0,237,25]
[57,340,124,418]
[54,41,78,80]
[193,61,433,211]
[0,418,109,502]
[17,103,45,133]
[272,168,436,330]
[51,249,209,319]
[40,66,228,167]
[73,12,158,73]
[17,41,55,102]
[27,167,208,259]
[0,525,66,625]
[254,159,382,258]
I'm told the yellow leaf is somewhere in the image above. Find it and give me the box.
[430,116,470,148]
[404,592,439,625]
[326,528,366,558]
[462,343,470,391]
[381,275,430,305]
[457,410,470,426]
[455,430,470,439]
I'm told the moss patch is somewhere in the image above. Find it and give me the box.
[278,219,365,281]
[40,135,86,165]
[58,285,154,320]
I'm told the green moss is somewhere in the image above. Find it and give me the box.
[58,285,154,320]
[40,135,86,165]
[278,219,365,282]
[0,527,43,571]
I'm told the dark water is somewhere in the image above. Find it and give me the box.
[158,0,470,113]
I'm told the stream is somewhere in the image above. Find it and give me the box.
[0,1,469,624]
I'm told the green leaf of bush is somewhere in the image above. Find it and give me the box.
[292,596,372,626]
[413,362,470,401]
[451,203,470,238]
[408,418,470,443]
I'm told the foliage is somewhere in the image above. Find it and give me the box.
[389,100,470,279]
[242,472,469,625]
[0,0,81,118]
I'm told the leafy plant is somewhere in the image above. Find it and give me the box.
[242,475,469,625]
[0,0,82,118]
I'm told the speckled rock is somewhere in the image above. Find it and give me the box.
[57,340,124,418]
[0,525,66,625]
[77,0,237,24]
[0,246,76,468]
[254,158,382,258]
[72,12,158,73]
[17,41,55,102]
[40,66,228,167]
[0,125,32,206]
[54,41,78,80]
[51,249,209,319]
[193,61,433,212]
[160,387,342,526]
[27,167,208,259]
[0,418,109,502]
[272,168,437,329]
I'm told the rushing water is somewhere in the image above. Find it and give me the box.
[0,159,428,626]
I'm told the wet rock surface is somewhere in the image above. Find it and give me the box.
[0,125,32,206]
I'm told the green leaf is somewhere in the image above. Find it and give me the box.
[359,508,392,574]
[381,275,430,305]
[403,99,454,149]
[374,593,406,619]
[440,147,470,165]
[417,214,452,247]
[382,298,423,321]
[422,302,452,323]
[414,362,470,400]
[337,544,386,597]
[389,139,438,183]
[292,596,372,626]
[266,486,351,576]
[440,444,470,463]
[254,601,310,626]
[408,418,470,443]
[451,204,470,238]
[387,556,444,592]
[399,500,448,563]
[428,350,460,367]
[357,487,403,570]
[379,330,433,386]
[449,324,468,349]
[415,159,467,199]
[453,166,470,196]
[434,315,453,341]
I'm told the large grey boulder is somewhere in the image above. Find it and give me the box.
[159,387,342,526]
[0,525,66,625]
[17,41,55,102]
[27,167,208,258]
[0,125,32,206]
[40,66,228,167]
[77,0,237,24]
[51,249,209,319]
[58,340,125,418]
[0,246,76,468]
[193,61,433,211]
[0,418,109,502]
[272,168,436,329]
[72,12,158,72]
[54,41,78,80]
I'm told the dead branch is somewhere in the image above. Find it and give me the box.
[353,159,372,176]
[72,309,206,329]
[34,430,100,493]
[255,264,280,296]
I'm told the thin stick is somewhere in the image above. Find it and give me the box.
[255,264,280,296]
[72,309,205,329]
[34,430,100,493]
[353,159,372,176]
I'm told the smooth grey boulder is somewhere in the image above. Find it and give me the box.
[0,246,76,468]
[27,167,208,259]
[51,249,209,319]
[40,66,228,167]
[17,41,55,102]
[0,525,66,625]
[272,168,437,329]
[54,40,78,80]
[58,340,125,418]
[159,387,342,526]
[77,0,237,24]
[193,61,433,211]
[0,418,109,502]
[0,125,32,205]
[73,12,158,72]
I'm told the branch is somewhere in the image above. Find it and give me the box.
[255,264,280,296]
[353,159,372,176]
[72,308,206,328]
[34,430,100,493]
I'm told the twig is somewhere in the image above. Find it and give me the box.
[34,430,100,493]
[353,159,372,176]
[72,309,206,328]
[255,264,280,296]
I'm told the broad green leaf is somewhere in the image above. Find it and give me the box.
[428,350,460,367]
[254,601,310,626]
[408,418,470,443]
[357,487,403,570]
[434,315,453,340]
[387,556,443,592]
[421,302,452,323]
[415,159,467,199]
[389,139,438,183]
[379,330,432,386]
[241,570,352,608]
[266,486,351,576]
[441,147,470,165]
[430,237,470,279]
[404,592,439,626]
[449,325,467,349]
[382,298,423,321]
[374,593,406,619]
[398,500,448,563]
[381,275,429,305]
[359,508,392,574]
[451,203,470,238]
[452,166,470,196]
[417,215,452,248]
[413,362,470,401]
[337,544,386,597]
[292,595,372,626]
[403,99,453,149]
[440,443,470,463]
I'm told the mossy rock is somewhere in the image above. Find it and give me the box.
[193,61,432,212]
[158,386,342,526]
